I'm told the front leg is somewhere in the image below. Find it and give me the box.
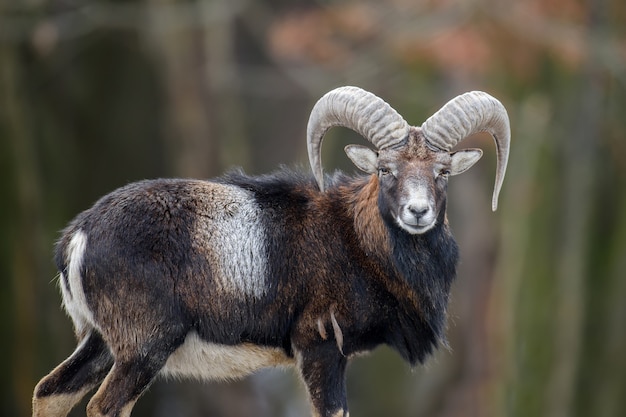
[298,345,349,417]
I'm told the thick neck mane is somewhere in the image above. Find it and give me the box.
[340,175,390,260]
[335,174,460,364]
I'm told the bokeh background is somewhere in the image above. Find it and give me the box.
[1,0,625,416]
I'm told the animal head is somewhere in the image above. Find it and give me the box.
[307,86,510,234]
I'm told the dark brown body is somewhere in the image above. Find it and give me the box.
[33,140,459,417]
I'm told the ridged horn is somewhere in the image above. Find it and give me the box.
[307,86,410,192]
[421,91,511,211]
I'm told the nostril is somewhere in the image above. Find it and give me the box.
[408,205,429,219]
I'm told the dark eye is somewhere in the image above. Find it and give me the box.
[439,169,450,179]
[378,167,391,176]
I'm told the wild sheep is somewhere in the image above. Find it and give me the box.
[33,86,510,417]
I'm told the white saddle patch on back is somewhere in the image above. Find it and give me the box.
[194,184,269,298]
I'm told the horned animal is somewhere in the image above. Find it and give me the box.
[33,86,510,417]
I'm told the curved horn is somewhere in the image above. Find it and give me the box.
[421,91,511,211]
[307,86,410,192]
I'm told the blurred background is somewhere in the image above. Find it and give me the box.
[1,0,625,416]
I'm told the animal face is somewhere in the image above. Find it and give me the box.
[345,131,483,234]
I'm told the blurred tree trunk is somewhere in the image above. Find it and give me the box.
[573,2,626,414]
[488,94,551,417]
[548,0,609,412]
[146,0,220,179]
[0,36,43,417]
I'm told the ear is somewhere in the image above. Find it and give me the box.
[450,148,483,176]
[345,145,378,174]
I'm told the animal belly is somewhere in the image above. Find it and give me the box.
[161,332,294,381]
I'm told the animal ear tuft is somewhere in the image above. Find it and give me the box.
[345,145,378,174]
[449,149,483,176]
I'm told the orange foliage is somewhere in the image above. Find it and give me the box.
[267,0,615,79]
[513,0,586,24]
[267,4,379,69]
[391,25,493,76]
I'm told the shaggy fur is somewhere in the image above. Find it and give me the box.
[34,133,464,417]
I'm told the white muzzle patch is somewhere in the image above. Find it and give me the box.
[396,185,437,234]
